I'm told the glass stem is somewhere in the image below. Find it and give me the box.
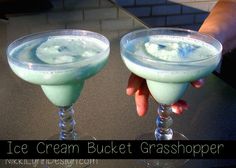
[58,106,78,140]
[155,104,173,140]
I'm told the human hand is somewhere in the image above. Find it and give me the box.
[126,73,204,116]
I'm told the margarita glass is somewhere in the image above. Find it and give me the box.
[120,28,222,141]
[7,29,110,140]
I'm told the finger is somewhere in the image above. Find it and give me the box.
[171,100,189,115]
[191,79,204,88]
[134,81,150,117]
[126,73,145,95]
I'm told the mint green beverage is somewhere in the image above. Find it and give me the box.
[122,34,220,104]
[7,30,110,140]
[8,31,109,106]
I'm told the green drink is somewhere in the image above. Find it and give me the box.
[122,34,220,104]
[7,30,110,140]
[9,33,109,106]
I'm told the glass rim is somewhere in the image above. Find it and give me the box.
[7,29,110,70]
[120,27,222,64]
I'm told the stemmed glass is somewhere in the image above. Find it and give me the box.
[120,28,222,167]
[7,29,110,140]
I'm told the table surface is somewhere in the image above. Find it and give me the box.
[0,0,236,167]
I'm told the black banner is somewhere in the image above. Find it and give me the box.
[0,140,235,159]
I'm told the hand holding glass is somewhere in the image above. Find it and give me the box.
[120,28,222,140]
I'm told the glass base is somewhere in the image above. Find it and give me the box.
[136,131,188,168]
[137,158,188,168]
[136,131,188,140]
[48,133,95,140]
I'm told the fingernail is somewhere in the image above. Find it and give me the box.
[136,106,140,113]
[136,106,144,117]
[126,88,133,95]
[172,106,177,113]
[194,79,204,88]
[172,106,184,115]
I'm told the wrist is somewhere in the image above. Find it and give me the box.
[198,26,224,44]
